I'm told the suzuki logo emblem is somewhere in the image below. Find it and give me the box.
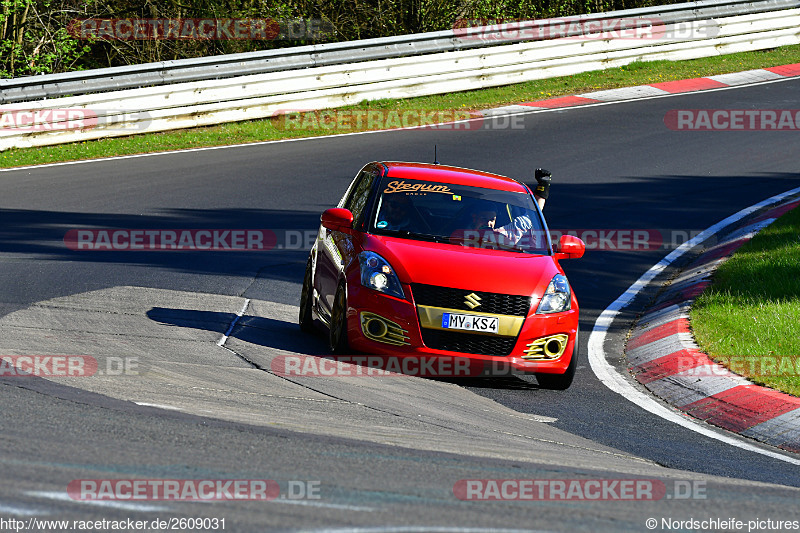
[464,293,482,309]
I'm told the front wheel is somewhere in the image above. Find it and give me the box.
[328,283,349,354]
[536,326,579,390]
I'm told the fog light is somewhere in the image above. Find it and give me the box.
[360,312,410,346]
[545,338,563,357]
[522,334,569,360]
[366,317,388,338]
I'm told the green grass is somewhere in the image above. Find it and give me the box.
[2,44,800,168]
[691,204,800,396]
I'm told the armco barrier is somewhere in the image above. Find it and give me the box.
[1,0,799,151]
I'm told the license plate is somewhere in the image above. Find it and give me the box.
[441,313,499,334]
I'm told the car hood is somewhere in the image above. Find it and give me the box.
[364,235,561,297]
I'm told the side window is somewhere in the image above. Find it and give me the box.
[343,171,376,230]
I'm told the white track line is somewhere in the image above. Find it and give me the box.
[25,490,170,512]
[133,402,184,411]
[271,499,375,511]
[588,186,800,465]
[0,502,49,516]
[217,298,250,347]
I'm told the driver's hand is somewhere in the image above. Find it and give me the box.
[534,168,552,200]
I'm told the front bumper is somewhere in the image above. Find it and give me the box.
[344,281,579,377]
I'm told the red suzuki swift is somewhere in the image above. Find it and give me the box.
[299,161,585,389]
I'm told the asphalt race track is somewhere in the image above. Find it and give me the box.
[1,78,799,531]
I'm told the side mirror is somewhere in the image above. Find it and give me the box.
[554,234,585,260]
[321,208,354,233]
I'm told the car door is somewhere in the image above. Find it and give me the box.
[315,167,379,321]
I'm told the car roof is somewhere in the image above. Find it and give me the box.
[379,162,530,194]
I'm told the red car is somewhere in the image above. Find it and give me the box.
[299,161,585,389]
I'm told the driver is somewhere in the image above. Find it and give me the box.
[467,168,552,234]
[463,194,545,249]
[469,207,499,231]
[489,168,551,247]
[378,193,414,231]
[467,205,535,247]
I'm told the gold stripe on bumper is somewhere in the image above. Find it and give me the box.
[416,305,524,337]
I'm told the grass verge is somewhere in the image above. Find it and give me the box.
[2,44,800,169]
[691,203,800,396]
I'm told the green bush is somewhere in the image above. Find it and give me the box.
[1,0,686,77]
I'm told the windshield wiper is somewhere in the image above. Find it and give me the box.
[389,230,450,243]
[494,242,529,253]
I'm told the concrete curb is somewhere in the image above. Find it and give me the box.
[625,199,800,453]
[486,63,800,114]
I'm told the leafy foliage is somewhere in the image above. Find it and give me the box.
[0,0,686,77]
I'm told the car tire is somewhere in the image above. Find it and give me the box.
[328,282,349,354]
[536,326,579,390]
[299,260,315,333]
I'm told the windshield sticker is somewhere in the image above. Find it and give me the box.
[376,220,389,229]
[384,180,453,195]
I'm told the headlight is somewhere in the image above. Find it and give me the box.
[359,252,405,299]
[536,274,571,314]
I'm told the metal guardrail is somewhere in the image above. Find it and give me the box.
[0,0,797,103]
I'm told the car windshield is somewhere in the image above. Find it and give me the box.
[369,176,550,255]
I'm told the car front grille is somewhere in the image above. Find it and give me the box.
[412,283,530,356]
[411,284,531,316]
[419,329,517,357]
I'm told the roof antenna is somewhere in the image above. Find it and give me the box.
[433,145,439,165]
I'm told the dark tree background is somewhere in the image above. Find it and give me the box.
[1,0,683,78]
